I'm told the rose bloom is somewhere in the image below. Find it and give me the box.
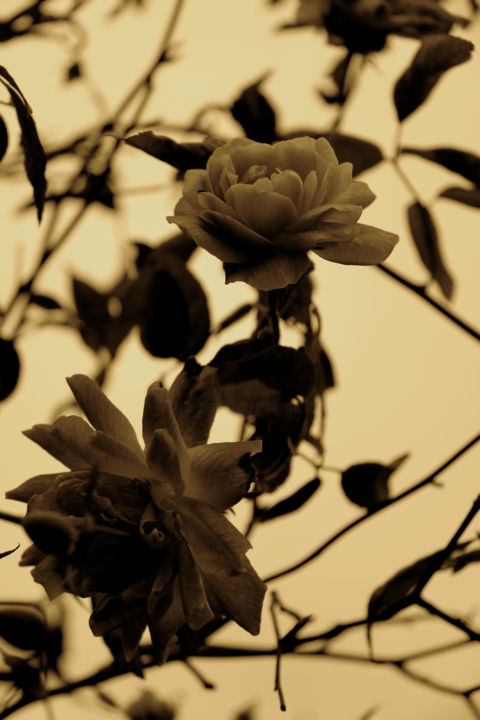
[7,366,266,663]
[296,0,467,51]
[168,136,398,291]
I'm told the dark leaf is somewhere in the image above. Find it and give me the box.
[401,147,480,185]
[0,338,20,401]
[320,52,354,106]
[0,66,47,221]
[0,115,7,162]
[256,477,321,521]
[65,62,82,82]
[125,132,218,172]
[341,454,409,510]
[439,186,480,208]
[210,338,316,399]
[29,293,62,310]
[393,35,474,122]
[133,233,197,270]
[72,275,138,355]
[443,546,480,573]
[0,544,19,559]
[0,606,46,651]
[230,73,277,143]
[138,254,210,360]
[407,202,454,299]
[368,549,446,623]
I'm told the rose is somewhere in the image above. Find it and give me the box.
[295,0,467,52]
[7,363,266,664]
[167,136,398,291]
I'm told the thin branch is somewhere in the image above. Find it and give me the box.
[264,434,479,582]
[376,264,480,342]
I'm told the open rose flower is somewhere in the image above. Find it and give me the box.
[6,363,266,663]
[167,136,398,291]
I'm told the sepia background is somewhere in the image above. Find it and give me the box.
[0,0,479,718]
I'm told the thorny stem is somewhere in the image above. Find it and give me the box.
[264,433,480,582]
[377,264,480,342]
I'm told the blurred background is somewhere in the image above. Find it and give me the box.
[0,1,479,718]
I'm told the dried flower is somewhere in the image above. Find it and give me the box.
[7,364,266,663]
[168,137,398,290]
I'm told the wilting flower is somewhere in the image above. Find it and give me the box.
[167,137,398,291]
[295,0,467,52]
[6,364,266,663]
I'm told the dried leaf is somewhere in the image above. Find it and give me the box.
[394,35,474,122]
[407,202,454,299]
[0,66,47,221]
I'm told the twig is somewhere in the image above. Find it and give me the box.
[376,264,480,342]
[264,434,479,582]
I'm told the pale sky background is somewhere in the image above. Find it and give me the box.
[0,1,479,719]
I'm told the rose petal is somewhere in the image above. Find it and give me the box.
[273,136,319,179]
[270,169,304,211]
[276,222,359,250]
[31,555,65,599]
[23,416,96,470]
[181,168,212,207]
[142,383,190,478]
[337,178,376,208]
[89,431,152,478]
[301,169,318,213]
[67,375,143,456]
[204,567,266,635]
[6,473,58,503]
[206,139,250,195]
[168,213,252,262]
[224,250,313,290]
[179,496,252,574]
[201,210,275,253]
[315,223,399,264]
[168,361,220,447]
[225,184,298,238]
[146,429,184,496]
[186,440,261,510]
[228,140,275,178]
[177,538,213,629]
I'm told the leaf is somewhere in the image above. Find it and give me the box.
[401,147,480,185]
[256,477,321,521]
[215,303,253,334]
[439,186,480,208]
[407,202,454,299]
[320,52,354,106]
[230,73,277,143]
[138,255,210,360]
[29,293,62,310]
[0,544,19,560]
[72,275,138,355]
[393,35,474,122]
[443,545,480,573]
[0,338,20,401]
[125,132,216,172]
[341,454,409,510]
[0,115,7,162]
[368,550,446,623]
[133,233,197,270]
[324,133,383,176]
[0,66,47,221]
[0,606,47,651]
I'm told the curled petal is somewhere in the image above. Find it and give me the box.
[89,432,152,478]
[31,555,65,599]
[205,567,266,636]
[23,416,96,470]
[181,168,212,208]
[224,250,313,290]
[67,375,143,456]
[201,210,275,253]
[168,214,252,263]
[168,361,220,447]
[271,169,304,211]
[186,440,261,510]
[315,223,399,265]
[225,184,298,238]
[142,382,186,453]
[6,473,59,502]
[146,429,184,496]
